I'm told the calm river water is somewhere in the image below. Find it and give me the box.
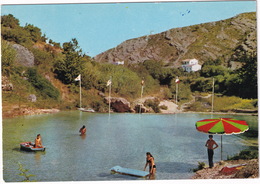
[2,111,258,182]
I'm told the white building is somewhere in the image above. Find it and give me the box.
[181,58,201,72]
[114,61,124,65]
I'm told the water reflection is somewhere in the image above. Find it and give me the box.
[34,151,45,163]
[80,134,87,140]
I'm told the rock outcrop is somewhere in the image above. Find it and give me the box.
[12,44,35,67]
[2,76,13,91]
[105,97,135,112]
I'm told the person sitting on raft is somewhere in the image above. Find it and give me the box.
[79,125,86,135]
[34,134,43,148]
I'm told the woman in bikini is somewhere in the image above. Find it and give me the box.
[144,152,156,177]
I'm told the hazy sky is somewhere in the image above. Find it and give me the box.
[1,1,256,57]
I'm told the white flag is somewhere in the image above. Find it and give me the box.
[141,79,145,86]
[75,74,81,81]
[175,78,180,84]
[106,79,112,86]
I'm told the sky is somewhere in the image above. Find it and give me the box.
[1,1,257,57]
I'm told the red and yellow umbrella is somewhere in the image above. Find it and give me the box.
[195,118,249,160]
[195,118,249,134]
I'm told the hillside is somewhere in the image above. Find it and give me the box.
[94,12,256,67]
[1,13,257,118]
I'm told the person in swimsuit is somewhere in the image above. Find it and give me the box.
[34,134,43,148]
[144,152,156,177]
[79,125,86,135]
[205,135,218,168]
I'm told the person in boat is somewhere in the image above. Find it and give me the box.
[144,152,156,177]
[34,134,43,148]
[79,125,86,135]
[205,135,218,168]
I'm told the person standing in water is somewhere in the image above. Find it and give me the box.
[34,134,43,148]
[205,135,218,168]
[79,125,86,135]
[144,152,156,177]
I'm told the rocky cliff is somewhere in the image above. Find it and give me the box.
[94,12,256,67]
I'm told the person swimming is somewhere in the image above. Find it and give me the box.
[79,125,86,135]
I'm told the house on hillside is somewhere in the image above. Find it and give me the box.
[181,58,201,72]
[114,61,124,65]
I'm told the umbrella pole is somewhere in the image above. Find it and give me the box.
[221,135,223,160]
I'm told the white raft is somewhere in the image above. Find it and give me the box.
[110,166,149,177]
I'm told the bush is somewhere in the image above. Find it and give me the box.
[144,99,161,113]
[227,150,258,160]
[213,96,257,112]
[26,68,60,100]
[1,40,16,76]
[160,105,168,110]
[192,162,206,172]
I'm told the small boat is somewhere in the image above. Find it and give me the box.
[20,142,46,151]
[80,108,95,113]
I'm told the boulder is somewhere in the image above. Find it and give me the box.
[134,104,151,113]
[105,97,134,112]
[12,44,35,67]
[28,94,37,102]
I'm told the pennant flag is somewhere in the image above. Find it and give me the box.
[175,78,180,84]
[107,79,112,86]
[75,74,81,81]
[141,79,145,86]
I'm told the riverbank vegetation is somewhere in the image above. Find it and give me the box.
[1,14,258,117]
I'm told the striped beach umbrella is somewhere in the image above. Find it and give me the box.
[195,118,249,160]
[195,118,249,134]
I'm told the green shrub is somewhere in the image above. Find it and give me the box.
[227,150,258,160]
[160,105,168,110]
[1,40,16,76]
[192,162,206,172]
[26,68,60,100]
[144,99,161,113]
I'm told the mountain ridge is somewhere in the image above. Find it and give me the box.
[94,12,256,67]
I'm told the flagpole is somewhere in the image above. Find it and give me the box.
[79,77,82,109]
[139,78,144,114]
[176,76,178,105]
[212,78,214,114]
[109,76,112,116]
[75,74,82,110]
[139,85,144,113]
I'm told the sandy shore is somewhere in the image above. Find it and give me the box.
[159,100,179,113]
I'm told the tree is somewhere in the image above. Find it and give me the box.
[24,24,43,42]
[54,38,85,84]
[1,14,20,28]
[237,55,257,98]
[1,40,16,76]
[142,60,181,86]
